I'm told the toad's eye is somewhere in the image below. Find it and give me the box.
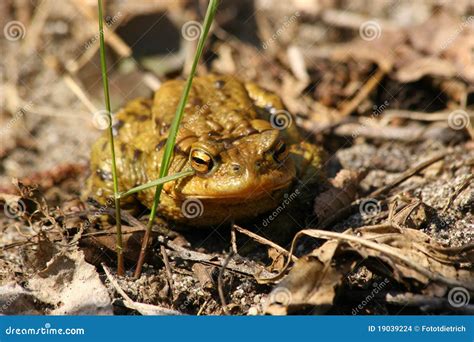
[273,141,288,163]
[190,149,214,174]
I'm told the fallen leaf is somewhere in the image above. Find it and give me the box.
[264,225,473,314]
[27,249,113,315]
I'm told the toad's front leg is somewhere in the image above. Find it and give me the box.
[85,135,148,210]
[290,141,326,186]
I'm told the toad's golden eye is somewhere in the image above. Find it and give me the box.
[273,141,288,163]
[190,149,214,174]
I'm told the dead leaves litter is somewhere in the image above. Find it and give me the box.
[263,224,473,315]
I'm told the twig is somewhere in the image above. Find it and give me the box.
[318,151,449,228]
[20,0,50,53]
[343,290,474,313]
[384,292,474,313]
[12,101,89,119]
[69,0,161,91]
[368,150,448,198]
[287,46,310,83]
[160,245,175,300]
[33,54,128,143]
[72,0,131,57]
[230,224,238,254]
[299,117,351,136]
[102,264,184,315]
[337,68,386,117]
[322,9,399,32]
[218,251,234,315]
[166,240,274,278]
[197,299,209,316]
[28,51,98,118]
[442,174,473,213]
[258,227,474,290]
[233,225,298,262]
[381,109,474,124]
[62,74,98,114]
[334,122,427,141]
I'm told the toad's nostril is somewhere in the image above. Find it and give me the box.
[232,164,241,174]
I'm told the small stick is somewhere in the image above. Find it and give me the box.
[69,0,161,91]
[233,225,298,262]
[230,224,238,254]
[322,9,399,31]
[72,0,131,57]
[25,48,98,117]
[368,150,448,198]
[218,251,234,315]
[337,68,386,117]
[343,290,474,313]
[197,299,209,316]
[160,245,175,300]
[62,74,98,114]
[384,292,474,313]
[319,151,448,228]
[334,122,426,141]
[382,110,458,122]
[166,241,274,278]
[442,174,473,213]
[20,0,50,53]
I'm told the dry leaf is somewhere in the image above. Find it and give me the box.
[192,263,216,289]
[27,249,112,315]
[313,169,365,223]
[265,240,351,315]
[80,226,159,266]
[264,225,473,315]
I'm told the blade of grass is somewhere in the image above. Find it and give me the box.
[134,0,219,278]
[98,0,124,275]
[117,169,195,199]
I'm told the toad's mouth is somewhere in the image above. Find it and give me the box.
[174,179,294,201]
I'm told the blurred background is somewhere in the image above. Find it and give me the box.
[1,0,472,186]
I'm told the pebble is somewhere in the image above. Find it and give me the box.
[247,307,258,315]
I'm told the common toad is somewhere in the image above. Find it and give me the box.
[86,75,324,226]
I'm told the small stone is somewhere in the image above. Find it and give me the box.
[234,289,244,298]
[248,307,258,315]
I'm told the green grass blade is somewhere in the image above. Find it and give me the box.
[134,0,219,277]
[98,0,124,275]
[157,1,219,181]
[117,169,195,199]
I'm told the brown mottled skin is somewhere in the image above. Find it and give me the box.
[86,75,324,226]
